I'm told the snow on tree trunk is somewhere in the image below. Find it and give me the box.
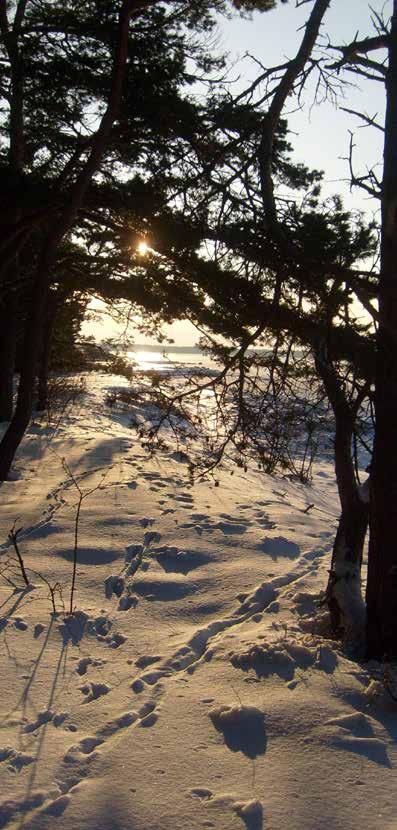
[327,480,369,656]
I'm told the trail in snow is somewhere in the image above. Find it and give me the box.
[0,375,395,830]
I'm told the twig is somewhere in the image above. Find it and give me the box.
[8,521,29,587]
[61,459,107,614]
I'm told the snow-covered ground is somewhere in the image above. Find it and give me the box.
[0,374,396,830]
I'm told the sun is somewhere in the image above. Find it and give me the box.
[137,240,149,256]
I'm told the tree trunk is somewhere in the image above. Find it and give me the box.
[327,481,369,656]
[0,291,17,421]
[36,296,56,412]
[325,412,368,655]
[366,2,397,658]
[315,348,368,653]
[0,258,49,480]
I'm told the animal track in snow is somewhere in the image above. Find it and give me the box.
[41,794,70,817]
[118,595,138,611]
[135,654,162,669]
[0,746,34,772]
[97,711,137,738]
[127,543,331,700]
[75,657,105,676]
[0,790,48,828]
[190,787,213,800]
[64,735,104,763]
[79,681,111,703]
[59,611,124,647]
[139,517,155,528]
[23,709,54,733]
[137,701,158,727]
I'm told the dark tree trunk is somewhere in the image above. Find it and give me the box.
[315,349,368,653]
[326,413,369,655]
[0,259,49,480]
[36,296,56,412]
[367,2,397,658]
[0,291,17,421]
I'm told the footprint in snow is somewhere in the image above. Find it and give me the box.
[139,517,155,528]
[64,735,104,763]
[137,701,158,727]
[135,654,162,669]
[131,667,169,693]
[171,493,194,504]
[23,710,54,733]
[79,681,111,703]
[118,595,138,611]
[13,617,28,631]
[215,521,248,535]
[219,513,250,524]
[41,795,70,817]
[34,623,45,638]
[190,788,213,800]
[97,711,137,738]
[0,747,34,771]
[75,657,105,676]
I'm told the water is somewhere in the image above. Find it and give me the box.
[126,346,216,375]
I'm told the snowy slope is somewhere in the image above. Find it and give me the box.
[0,375,396,830]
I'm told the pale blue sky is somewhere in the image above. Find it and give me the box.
[84,0,389,346]
[222,0,388,212]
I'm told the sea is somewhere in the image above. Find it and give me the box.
[126,345,219,375]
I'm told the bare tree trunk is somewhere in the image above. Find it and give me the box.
[0,257,49,480]
[36,293,57,412]
[0,4,26,427]
[367,2,397,658]
[0,290,17,421]
[315,349,368,653]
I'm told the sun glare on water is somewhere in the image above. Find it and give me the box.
[127,350,164,371]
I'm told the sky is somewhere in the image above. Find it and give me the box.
[82,0,390,348]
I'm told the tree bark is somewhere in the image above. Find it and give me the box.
[327,481,369,656]
[315,348,368,653]
[0,257,49,480]
[36,294,57,412]
[0,4,27,422]
[0,291,18,421]
[367,1,397,658]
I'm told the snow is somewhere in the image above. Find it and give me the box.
[0,373,396,830]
